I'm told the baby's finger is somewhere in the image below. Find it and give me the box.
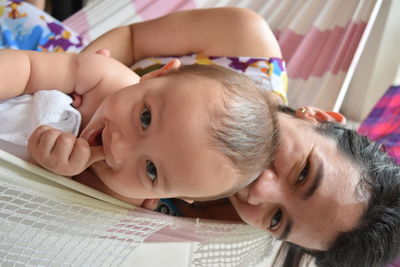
[86,146,105,166]
[52,133,76,160]
[28,125,53,146]
[70,139,105,171]
[37,127,63,152]
[67,138,91,174]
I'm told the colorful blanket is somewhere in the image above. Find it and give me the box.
[358,85,400,165]
[0,0,84,51]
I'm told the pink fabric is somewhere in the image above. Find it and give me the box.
[285,21,366,79]
[133,0,195,21]
[63,0,378,109]
[278,30,304,62]
[63,8,90,41]
[331,22,366,74]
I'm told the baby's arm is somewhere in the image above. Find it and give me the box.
[0,49,139,100]
[0,49,139,176]
[82,7,282,65]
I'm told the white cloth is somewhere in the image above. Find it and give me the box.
[0,90,81,160]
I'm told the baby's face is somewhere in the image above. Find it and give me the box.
[80,74,241,201]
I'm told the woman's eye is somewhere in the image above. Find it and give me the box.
[140,108,151,129]
[269,209,282,230]
[296,160,310,185]
[146,160,157,182]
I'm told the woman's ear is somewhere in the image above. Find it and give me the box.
[140,59,181,81]
[295,106,346,125]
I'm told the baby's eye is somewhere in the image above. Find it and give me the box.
[296,160,310,185]
[146,160,157,182]
[269,209,282,230]
[140,108,151,129]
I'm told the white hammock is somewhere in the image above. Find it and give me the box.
[0,150,277,266]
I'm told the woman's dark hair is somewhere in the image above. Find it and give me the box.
[279,119,400,267]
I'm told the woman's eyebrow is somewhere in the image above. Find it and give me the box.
[303,160,324,200]
[278,158,324,241]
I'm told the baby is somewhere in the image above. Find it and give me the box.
[0,49,278,206]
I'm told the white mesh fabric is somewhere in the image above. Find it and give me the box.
[0,150,276,266]
[0,179,168,266]
[192,221,273,266]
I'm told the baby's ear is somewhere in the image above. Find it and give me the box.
[140,59,181,81]
[95,48,111,57]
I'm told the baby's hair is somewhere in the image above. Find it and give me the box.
[166,64,279,188]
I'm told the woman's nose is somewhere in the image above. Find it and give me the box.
[246,169,281,205]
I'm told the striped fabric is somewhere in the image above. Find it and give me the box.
[64,0,382,111]
[358,85,400,165]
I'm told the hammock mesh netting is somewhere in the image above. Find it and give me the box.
[0,151,275,266]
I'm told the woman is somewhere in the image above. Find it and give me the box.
[84,7,399,266]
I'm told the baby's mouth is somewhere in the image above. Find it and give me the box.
[87,127,104,147]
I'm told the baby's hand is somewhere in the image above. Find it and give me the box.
[28,125,105,176]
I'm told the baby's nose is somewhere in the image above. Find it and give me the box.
[108,132,130,168]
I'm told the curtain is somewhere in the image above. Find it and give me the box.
[65,0,382,110]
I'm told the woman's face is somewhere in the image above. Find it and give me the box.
[230,112,367,250]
